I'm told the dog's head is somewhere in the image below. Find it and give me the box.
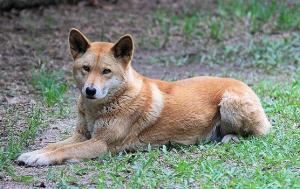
[69,28,134,102]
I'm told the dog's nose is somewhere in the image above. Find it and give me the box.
[85,87,96,96]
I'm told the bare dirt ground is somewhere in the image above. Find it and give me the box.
[0,0,298,188]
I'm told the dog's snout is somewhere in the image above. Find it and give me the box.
[86,87,97,96]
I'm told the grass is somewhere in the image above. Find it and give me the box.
[0,69,69,182]
[182,13,200,39]
[277,4,300,30]
[149,54,190,66]
[200,32,300,72]
[0,106,43,181]
[217,0,300,33]
[147,0,300,48]
[138,1,300,68]
[31,69,68,106]
[209,17,224,41]
[149,32,300,72]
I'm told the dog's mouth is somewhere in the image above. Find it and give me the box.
[86,96,96,100]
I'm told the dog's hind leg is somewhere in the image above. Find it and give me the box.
[219,89,271,143]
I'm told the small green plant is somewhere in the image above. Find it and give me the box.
[153,9,168,26]
[153,9,171,48]
[247,34,300,70]
[149,54,190,67]
[183,14,200,39]
[32,70,68,106]
[209,17,224,41]
[174,159,193,176]
[45,15,56,29]
[277,5,300,30]
[247,0,277,33]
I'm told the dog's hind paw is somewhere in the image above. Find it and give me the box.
[221,134,240,143]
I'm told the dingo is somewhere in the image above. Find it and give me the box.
[18,29,271,166]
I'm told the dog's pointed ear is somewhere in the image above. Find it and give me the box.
[112,34,134,65]
[69,28,91,60]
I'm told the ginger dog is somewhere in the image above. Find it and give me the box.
[17,29,271,166]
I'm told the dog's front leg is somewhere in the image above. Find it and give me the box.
[17,116,89,164]
[24,138,107,166]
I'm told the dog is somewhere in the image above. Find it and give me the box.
[17,28,271,166]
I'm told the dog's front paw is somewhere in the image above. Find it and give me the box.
[17,152,32,163]
[24,153,52,166]
[17,150,42,165]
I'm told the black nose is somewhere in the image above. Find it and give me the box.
[85,87,96,96]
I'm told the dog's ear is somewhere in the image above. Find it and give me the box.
[69,28,90,60]
[112,34,134,65]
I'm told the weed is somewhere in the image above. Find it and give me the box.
[153,9,171,48]
[153,9,168,26]
[149,54,191,67]
[150,36,163,49]
[277,5,300,30]
[183,14,200,39]
[45,15,56,29]
[247,0,277,33]
[31,69,68,106]
[209,17,224,41]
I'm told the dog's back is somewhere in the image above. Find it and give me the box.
[126,76,271,147]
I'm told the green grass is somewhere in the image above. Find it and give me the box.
[209,17,224,41]
[277,4,300,30]
[201,32,300,71]
[0,69,70,182]
[149,54,190,67]
[246,34,300,69]
[31,69,68,106]
[152,32,300,70]
[150,0,300,44]
[182,13,200,39]
[0,106,43,180]
[217,0,299,33]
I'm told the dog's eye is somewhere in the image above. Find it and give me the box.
[102,69,111,75]
[83,65,90,72]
